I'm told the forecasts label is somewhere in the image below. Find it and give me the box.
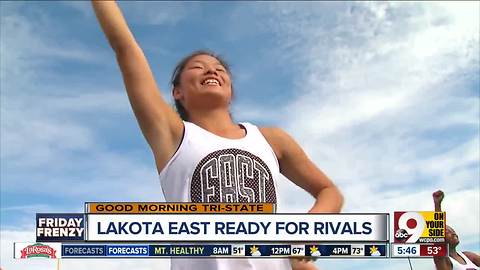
[62,245,105,257]
[106,245,149,256]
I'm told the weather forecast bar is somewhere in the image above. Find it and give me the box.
[15,243,389,258]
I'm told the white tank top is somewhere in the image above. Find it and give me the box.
[450,251,478,270]
[159,121,291,270]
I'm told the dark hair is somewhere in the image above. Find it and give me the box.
[171,50,233,121]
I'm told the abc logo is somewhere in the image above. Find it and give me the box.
[394,229,410,243]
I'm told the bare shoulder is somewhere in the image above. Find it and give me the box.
[464,251,479,258]
[259,127,298,159]
[259,127,285,158]
[463,251,480,266]
[259,127,288,141]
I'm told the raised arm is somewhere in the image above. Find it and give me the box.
[91,1,183,171]
[432,190,451,270]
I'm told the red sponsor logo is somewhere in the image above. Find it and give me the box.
[20,243,57,258]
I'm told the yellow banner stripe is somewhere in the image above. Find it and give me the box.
[86,203,275,214]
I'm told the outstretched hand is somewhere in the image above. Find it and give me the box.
[432,190,444,205]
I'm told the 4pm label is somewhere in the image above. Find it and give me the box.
[393,212,445,244]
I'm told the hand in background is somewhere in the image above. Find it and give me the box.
[432,190,444,212]
[433,190,444,205]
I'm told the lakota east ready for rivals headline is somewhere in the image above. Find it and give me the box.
[86,213,386,242]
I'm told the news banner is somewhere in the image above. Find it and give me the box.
[14,203,447,259]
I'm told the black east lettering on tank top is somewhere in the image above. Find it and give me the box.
[190,148,277,203]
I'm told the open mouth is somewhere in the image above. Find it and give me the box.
[201,78,220,86]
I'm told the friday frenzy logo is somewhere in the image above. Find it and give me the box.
[394,211,446,243]
[190,148,277,203]
[36,213,85,242]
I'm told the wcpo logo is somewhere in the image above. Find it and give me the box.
[393,212,446,244]
[20,243,57,259]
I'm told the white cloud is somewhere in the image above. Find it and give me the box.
[232,102,283,124]
[61,1,94,18]
[0,3,163,202]
[119,2,199,26]
[420,139,478,184]
[1,11,103,84]
[1,89,131,162]
[263,2,480,261]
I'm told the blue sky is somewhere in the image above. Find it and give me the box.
[1,1,478,270]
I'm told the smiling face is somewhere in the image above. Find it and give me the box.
[445,225,459,247]
[172,53,233,119]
